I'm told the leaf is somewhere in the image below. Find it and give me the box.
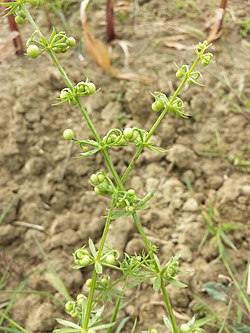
[55,318,81,329]
[95,262,103,274]
[194,315,218,327]
[221,223,241,232]
[168,278,187,288]
[153,277,161,292]
[89,238,97,257]
[187,316,195,326]
[53,329,81,333]
[114,317,131,333]
[163,315,174,333]
[202,282,228,302]
[91,322,116,330]
[111,210,128,220]
[220,232,237,251]
[44,271,72,301]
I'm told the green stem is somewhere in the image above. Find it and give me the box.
[82,199,116,331]
[161,280,179,333]
[106,281,127,333]
[121,55,201,185]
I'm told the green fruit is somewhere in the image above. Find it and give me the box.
[130,131,138,142]
[127,189,135,196]
[15,15,24,24]
[150,329,158,333]
[176,69,184,78]
[65,301,75,312]
[90,174,99,185]
[79,255,90,266]
[123,128,133,139]
[29,0,39,6]
[86,82,96,95]
[69,98,77,106]
[94,186,101,194]
[187,78,194,85]
[201,59,209,66]
[85,279,92,287]
[105,254,115,265]
[67,37,76,47]
[180,324,190,333]
[18,10,26,18]
[63,129,74,140]
[70,310,78,318]
[27,45,40,59]
[151,100,164,112]
[97,174,105,183]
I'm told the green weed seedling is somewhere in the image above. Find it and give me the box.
[1,1,215,332]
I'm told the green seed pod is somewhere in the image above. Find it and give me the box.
[105,254,116,265]
[127,189,135,196]
[70,310,78,318]
[187,78,195,85]
[94,186,102,195]
[180,324,190,333]
[151,100,164,112]
[85,279,92,288]
[74,248,89,259]
[27,45,40,59]
[69,98,77,106]
[97,174,105,183]
[118,138,126,145]
[63,129,74,140]
[90,174,99,185]
[18,9,26,18]
[82,146,89,152]
[67,37,76,47]
[176,68,185,78]
[101,276,109,285]
[65,301,75,312]
[201,59,209,66]
[123,128,133,139]
[15,16,25,24]
[130,131,138,142]
[79,255,90,266]
[85,82,96,95]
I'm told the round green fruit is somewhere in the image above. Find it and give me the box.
[180,324,190,333]
[67,37,76,47]
[90,174,99,185]
[27,45,40,59]
[105,254,116,265]
[85,279,92,287]
[63,129,74,140]
[151,100,164,112]
[79,255,90,266]
[86,82,96,94]
[15,16,25,24]
[123,128,133,139]
[29,0,39,6]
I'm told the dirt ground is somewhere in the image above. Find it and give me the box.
[0,0,250,332]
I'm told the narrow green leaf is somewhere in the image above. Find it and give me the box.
[89,238,97,257]
[153,277,161,291]
[220,232,237,251]
[55,318,81,329]
[202,282,228,302]
[168,278,187,288]
[163,315,174,333]
[91,322,116,330]
[95,262,103,274]
[114,317,131,333]
[194,315,218,327]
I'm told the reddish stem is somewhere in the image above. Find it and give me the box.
[106,0,115,42]
[4,0,24,55]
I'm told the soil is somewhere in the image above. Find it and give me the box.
[0,1,250,332]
